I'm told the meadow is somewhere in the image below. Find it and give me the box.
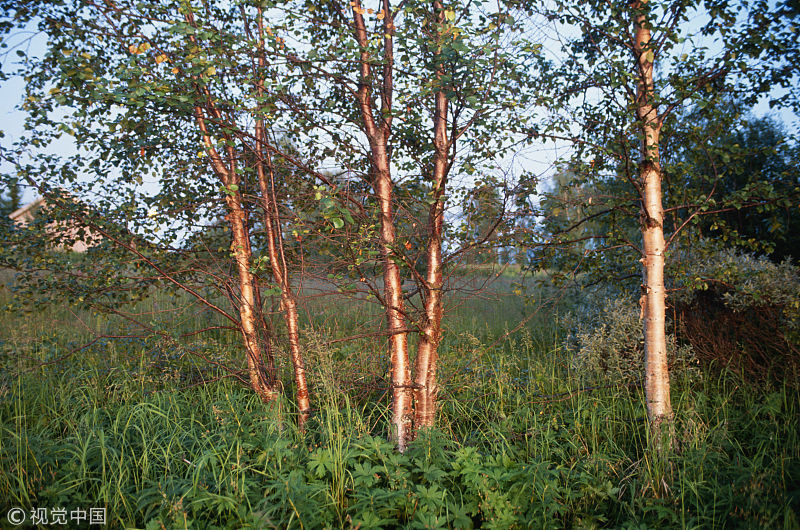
[1,274,798,529]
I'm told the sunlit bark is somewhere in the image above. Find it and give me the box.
[255,127,311,426]
[254,9,310,428]
[224,189,278,403]
[413,0,450,431]
[351,0,413,450]
[193,109,276,402]
[255,150,310,423]
[632,0,673,431]
[184,8,277,404]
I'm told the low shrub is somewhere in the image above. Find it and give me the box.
[671,247,800,383]
[563,296,697,384]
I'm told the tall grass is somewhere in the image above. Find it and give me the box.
[1,278,798,528]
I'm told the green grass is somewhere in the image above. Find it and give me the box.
[0,278,798,528]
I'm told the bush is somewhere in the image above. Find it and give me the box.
[564,296,696,384]
[670,247,800,383]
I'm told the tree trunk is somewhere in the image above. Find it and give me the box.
[256,133,311,427]
[351,0,413,451]
[375,151,413,449]
[413,0,450,431]
[254,10,311,428]
[225,190,278,403]
[185,9,277,403]
[633,0,673,432]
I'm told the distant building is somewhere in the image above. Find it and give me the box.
[8,196,45,225]
[9,197,98,253]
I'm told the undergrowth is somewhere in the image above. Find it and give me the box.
[0,280,798,528]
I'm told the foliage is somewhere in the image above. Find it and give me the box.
[0,0,798,523]
[0,0,547,415]
[661,109,800,262]
[527,0,800,289]
[671,246,800,326]
[563,295,697,385]
[456,177,509,265]
[0,176,21,219]
[536,162,640,289]
[670,245,800,381]
[536,109,800,291]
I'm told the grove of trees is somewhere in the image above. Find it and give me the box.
[1,0,797,462]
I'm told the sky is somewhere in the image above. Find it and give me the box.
[1,24,75,205]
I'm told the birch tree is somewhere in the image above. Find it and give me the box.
[262,0,538,448]
[632,0,671,428]
[531,0,792,442]
[338,0,537,447]
[2,0,316,420]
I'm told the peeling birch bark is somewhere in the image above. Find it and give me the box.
[254,10,310,428]
[633,0,673,432]
[351,0,413,450]
[413,0,450,432]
